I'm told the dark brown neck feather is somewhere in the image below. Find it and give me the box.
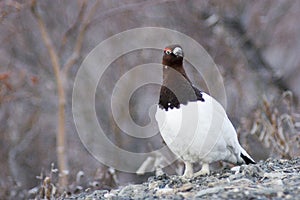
[159,61,204,110]
[162,63,191,83]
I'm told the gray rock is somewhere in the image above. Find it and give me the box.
[117,184,148,199]
[65,158,300,200]
[195,187,223,197]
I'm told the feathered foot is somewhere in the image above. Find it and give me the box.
[194,163,210,177]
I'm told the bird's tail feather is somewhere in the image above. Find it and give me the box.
[240,148,256,164]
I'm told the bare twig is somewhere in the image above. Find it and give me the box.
[31,0,68,188]
[60,0,87,53]
[62,0,99,75]
[90,0,177,27]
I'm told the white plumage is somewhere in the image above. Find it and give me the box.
[156,93,255,177]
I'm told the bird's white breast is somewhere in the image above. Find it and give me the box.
[155,93,241,164]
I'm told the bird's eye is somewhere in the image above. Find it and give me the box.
[165,50,172,55]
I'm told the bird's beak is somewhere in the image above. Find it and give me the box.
[173,47,183,57]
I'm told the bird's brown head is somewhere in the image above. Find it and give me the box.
[162,44,184,67]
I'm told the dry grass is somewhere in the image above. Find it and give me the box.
[244,91,300,159]
[26,163,118,199]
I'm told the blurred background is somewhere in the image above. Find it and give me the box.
[0,0,300,198]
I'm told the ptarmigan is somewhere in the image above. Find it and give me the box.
[155,44,255,178]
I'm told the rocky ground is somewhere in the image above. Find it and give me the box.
[63,158,300,199]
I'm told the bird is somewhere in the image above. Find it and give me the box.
[155,44,255,178]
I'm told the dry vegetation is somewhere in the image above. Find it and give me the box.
[239,91,300,160]
[0,0,299,199]
[249,92,300,159]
